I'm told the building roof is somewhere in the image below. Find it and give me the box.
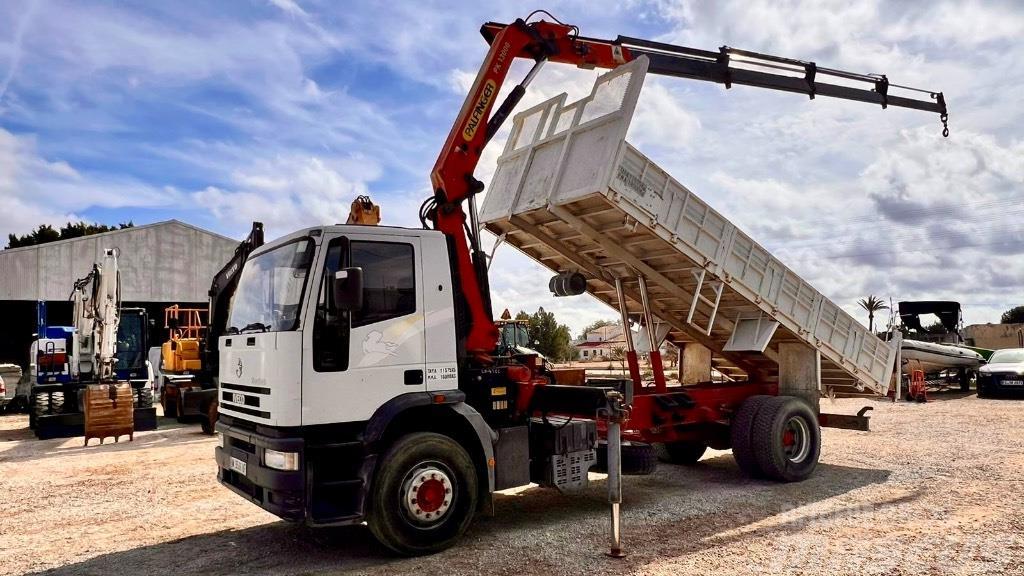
[0,220,239,303]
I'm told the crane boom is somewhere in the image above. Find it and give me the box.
[430,15,948,355]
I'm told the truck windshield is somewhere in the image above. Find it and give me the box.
[229,238,315,333]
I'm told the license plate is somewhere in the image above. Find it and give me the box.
[230,456,247,475]
[1002,379,1023,386]
[232,392,245,404]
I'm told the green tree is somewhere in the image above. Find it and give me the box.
[518,307,574,362]
[858,295,889,333]
[1001,306,1024,324]
[5,220,133,249]
[577,319,618,341]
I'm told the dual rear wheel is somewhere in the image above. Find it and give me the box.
[731,395,820,482]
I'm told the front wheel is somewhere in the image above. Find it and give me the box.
[161,391,178,418]
[658,441,707,465]
[368,432,478,556]
[200,399,218,435]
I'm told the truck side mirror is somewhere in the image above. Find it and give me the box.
[332,267,363,312]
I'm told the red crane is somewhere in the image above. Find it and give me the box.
[427,11,948,356]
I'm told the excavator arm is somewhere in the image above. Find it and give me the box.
[202,222,265,374]
[430,13,948,355]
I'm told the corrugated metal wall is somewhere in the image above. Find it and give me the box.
[0,220,237,302]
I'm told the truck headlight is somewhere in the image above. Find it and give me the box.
[264,449,300,471]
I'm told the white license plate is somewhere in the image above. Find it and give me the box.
[232,392,245,404]
[1002,379,1023,386]
[230,456,247,475]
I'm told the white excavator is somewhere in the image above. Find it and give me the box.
[30,248,157,438]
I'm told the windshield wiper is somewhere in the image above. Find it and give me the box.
[239,322,271,333]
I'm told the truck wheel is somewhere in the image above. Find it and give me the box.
[658,441,707,465]
[752,396,820,482]
[595,440,658,475]
[730,395,773,477]
[368,432,478,556]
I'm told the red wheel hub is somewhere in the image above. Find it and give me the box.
[782,429,796,447]
[415,478,446,513]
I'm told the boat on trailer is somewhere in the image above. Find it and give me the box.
[901,339,984,374]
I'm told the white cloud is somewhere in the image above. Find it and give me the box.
[189,153,382,237]
[0,127,177,240]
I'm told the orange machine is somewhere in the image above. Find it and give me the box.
[161,306,207,373]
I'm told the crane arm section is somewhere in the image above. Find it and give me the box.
[431,15,948,355]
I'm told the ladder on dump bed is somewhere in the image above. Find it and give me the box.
[479,58,897,396]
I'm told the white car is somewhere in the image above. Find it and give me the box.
[977,348,1024,398]
[0,364,24,412]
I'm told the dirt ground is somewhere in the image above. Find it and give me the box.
[2,394,1023,576]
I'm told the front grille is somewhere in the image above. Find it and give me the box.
[222,403,271,419]
[228,436,256,454]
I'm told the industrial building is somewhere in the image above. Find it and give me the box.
[0,220,238,368]
[964,323,1024,350]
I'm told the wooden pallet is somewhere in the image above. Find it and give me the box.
[84,383,134,446]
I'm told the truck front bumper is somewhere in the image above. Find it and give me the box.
[215,418,306,522]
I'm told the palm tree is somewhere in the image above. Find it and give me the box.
[858,295,889,333]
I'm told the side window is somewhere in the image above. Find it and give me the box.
[351,241,416,328]
[313,237,348,372]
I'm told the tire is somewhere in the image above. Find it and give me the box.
[657,441,707,465]
[368,432,478,556]
[730,395,773,477]
[958,368,970,392]
[977,382,993,399]
[595,440,658,475]
[200,400,217,435]
[51,391,64,413]
[162,391,178,418]
[135,386,154,409]
[751,396,821,482]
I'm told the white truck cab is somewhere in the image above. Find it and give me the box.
[215,225,507,555]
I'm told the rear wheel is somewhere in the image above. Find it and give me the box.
[730,395,773,477]
[958,368,970,392]
[657,441,707,465]
[595,440,658,475]
[752,396,821,482]
[368,432,478,556]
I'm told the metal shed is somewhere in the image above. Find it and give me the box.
[0,220,238,367]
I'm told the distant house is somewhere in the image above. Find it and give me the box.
[576,324,626,360]
[964,323,1024,350]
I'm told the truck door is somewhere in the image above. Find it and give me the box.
[302,234,426,425]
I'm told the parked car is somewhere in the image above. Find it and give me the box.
[977,348,1024,398]
[0,364,25,413]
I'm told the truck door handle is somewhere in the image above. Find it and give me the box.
[404,370,424,386]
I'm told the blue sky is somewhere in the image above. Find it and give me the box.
[1,0,1022,335]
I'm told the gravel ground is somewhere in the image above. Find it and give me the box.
[2,394,1023,576]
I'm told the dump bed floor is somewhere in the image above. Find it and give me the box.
[480,57,896,395]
